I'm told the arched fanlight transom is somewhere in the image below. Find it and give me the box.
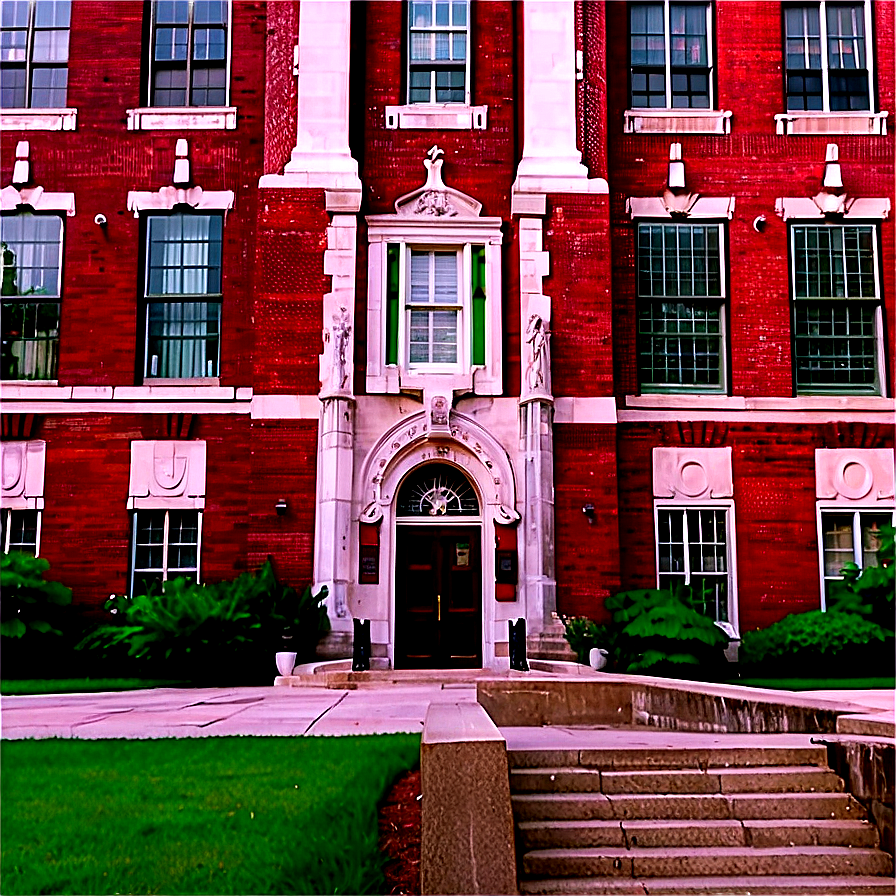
[396,463,480,517]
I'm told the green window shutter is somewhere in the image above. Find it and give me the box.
[386,244,400,365]
[471,245,486,366]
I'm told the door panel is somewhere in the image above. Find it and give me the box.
[395,526,482,669]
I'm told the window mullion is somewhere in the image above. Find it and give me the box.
[3,510,9,553]
[819,0,831,112]
[853,510,863,569]
[682,509,691,584]
[162,511,170,582]
[25,0,36,106]
[664,0,672,106]
[186,0,195,107]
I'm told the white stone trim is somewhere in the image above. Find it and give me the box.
[126,107,237,131]
[1,184,75,216]
[552,397,618,424]
[624,109,732,135]
[250,394,320,419]
[385,104,488,130]
[619,408,893,423]
[815,449,895,504]
[775,111,887,136]
[127,185,235,215]
[1,109,78,131]
[625,395,895,412]
[1,440,46,510]
[653,447,733,501]
[626,196,735,220]
[128,440,207,510]
[775,195,890,221]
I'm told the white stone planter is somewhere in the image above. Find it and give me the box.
[589,648,609,671]
[275,651,297,677]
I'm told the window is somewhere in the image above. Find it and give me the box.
[385,243,485,373]
[637,222,725,392]
[791,225,882,393]
[1,211,62,381]
[1,508,39,554]
[148,0,228,107]
[784,2,871,111]
[629,1,713,109]
[820,509,893,599]
[131,509,200,596]
[408,0,469,104]
[656,505,732,623]
[144,213,222,380]
[0,0,70,109]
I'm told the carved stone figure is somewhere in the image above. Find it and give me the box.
[328,306,352,391]
[525,313,551,394]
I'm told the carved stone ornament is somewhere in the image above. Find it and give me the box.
[1,142,75,216]
[0,440,46,510]
[429,392,450,431]
[321,304,352,396]
[394,146,484,219]
[523,313,551,398]
[815,449,895,504]
[128,440,207,510]
[652,447,733,501]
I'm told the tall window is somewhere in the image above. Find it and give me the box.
[820,509,893,599]
[784,2,871,111]
[149,0,228,107]
[791,225,881,393]
[408,0,469,104]
[1,508,39,554]
[144,213,222,380]
[1,212,62,381]
[637,222,725,392]
[0,0,70,109]
[131,509,200,596]
[657,506,731,623]
[629,1,713,109]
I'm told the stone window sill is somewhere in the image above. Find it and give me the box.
[0,108,77,131]
[624,109,732,135]
[385,104,488,130]
[775,111,888,136]
[126,107,237,131]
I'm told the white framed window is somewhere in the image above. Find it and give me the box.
[818,508,894,600]
[408,0,469,105]
[790,224,884,394]
[655,502,737,630]
[1,508,40,554]
[629,1,714,110]
[637,222,727,393]
[131,508,201,596]
[1,210,63,381]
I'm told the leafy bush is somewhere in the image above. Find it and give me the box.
[604,587,729,677]
[827,524,894,631]
[77,561,329,683]
[561,616,614,665]
[740,609,894,676]
[0,552,72,639]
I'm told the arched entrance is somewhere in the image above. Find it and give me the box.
[393,463,482,669]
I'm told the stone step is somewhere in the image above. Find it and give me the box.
[517,818,879,850]
[519,874,896,895]
[511,765,844,795]
[521,845,894,879]
[508,745,830,771]
[512,791,867,822]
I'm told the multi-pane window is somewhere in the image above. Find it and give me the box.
[385,243,486,372]
[657,506,731,623]
[0,0,70,109]
[629,1,713,109]
[131,509,200,596]
[1,212,62,381]
[820,509,893,599]
[149,0,228,107]
[791,225,881,393]
[784,2,871,111]
[637,223,725,392]
[1,508,39,554]
[408,0,469,104]
[144,213,222,380]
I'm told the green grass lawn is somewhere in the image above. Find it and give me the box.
[0,678,191,696]
[1,735,420,895]
[726,677,895,691]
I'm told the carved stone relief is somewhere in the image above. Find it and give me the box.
[815,449,895,503]
[0,440,46,509]
[129,440,207,509]
[652,447,733,501]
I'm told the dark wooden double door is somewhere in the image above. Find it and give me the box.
[394,526,482,669]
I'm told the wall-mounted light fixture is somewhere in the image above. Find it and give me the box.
[94,213,107,227]
[582,503,595,525]
[752,215,766,233]
[275,498,288,516]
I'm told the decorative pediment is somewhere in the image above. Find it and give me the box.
[128,440,207,509]
[653,447,733,501]
[815,449,894,504]
[394,146,483,218]
[0,441,46,510]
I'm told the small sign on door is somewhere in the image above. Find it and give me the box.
[455,541,470,567]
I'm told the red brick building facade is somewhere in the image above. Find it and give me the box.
[1,0,893,668]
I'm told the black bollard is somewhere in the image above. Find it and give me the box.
[352,618,371,672]
[508,618,529,672]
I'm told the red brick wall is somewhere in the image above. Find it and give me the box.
[263,0,299,175]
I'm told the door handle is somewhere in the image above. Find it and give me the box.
[437,593,441,622]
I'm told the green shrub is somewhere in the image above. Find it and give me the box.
[604,587,729,677]
[827,524,894,631]
[561,616,614,664]
[739,609,894,676]
[77,561,329,683]
[0,552,72,639]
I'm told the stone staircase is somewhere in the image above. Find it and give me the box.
[510,741,895,895]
